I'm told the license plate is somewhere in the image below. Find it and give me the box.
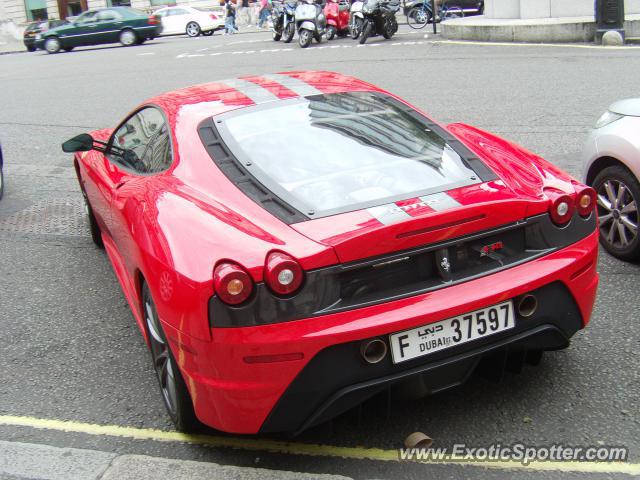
[389,301,515,364]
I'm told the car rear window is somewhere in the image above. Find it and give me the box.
[208,91,489,219]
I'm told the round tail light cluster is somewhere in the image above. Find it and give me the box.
[549,193,574,226]
[265,251,304,295]
[576,187,597,218]
[546,186,596,226]
[213,262,253,305]
[213,252,304,306]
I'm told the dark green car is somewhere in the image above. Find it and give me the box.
[35,7,162,54]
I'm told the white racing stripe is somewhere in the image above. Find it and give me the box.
[367,204,412,225]
[261,73,322,97]
[219,78,280,104]
[419,192,461,211]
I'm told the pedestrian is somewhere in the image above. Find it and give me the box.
[224,0,238,34]
[237,0,251,26]
[257,0,270,29]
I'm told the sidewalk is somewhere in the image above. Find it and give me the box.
[0,440,353,480]
[0,20,25,55]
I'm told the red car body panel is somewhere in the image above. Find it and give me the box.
[163,231,598,433]
[71,71,599,434]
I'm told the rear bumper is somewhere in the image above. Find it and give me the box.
[163,230,598,434]
[261,282,580,434]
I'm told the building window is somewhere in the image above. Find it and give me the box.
[24,0,48,20]
[107,0,132,6]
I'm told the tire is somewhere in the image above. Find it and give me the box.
[592,165,640,261]
[136,37,146,44]
[326,25,336,40]
[119,29,137,47]
[44,37,61,54]
[273,27,282,41]
[186,21,201,37]
[407,6,429,29]
[0,167,4,200]
[383,19,395,39]
[283,22,295,43]
[299,29,312,47]
[26,45,36,52]
[443,7,464,20]
[142,283,198,432]
[359,20,371,44]
[350,17,362,39]
[82,193,104,248]
[202,30,214,36]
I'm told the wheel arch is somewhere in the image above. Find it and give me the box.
[585,156,630,186]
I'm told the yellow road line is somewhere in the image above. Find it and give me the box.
[0,415,638,475]
[430,39,640,50]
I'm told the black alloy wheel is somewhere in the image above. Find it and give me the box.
[142,283,198,431]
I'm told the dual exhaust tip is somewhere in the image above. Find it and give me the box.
[360,338,388,364]
[517,294,538,318]
[359,294,538,365]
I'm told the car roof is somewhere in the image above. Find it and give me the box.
[146,71,382,124]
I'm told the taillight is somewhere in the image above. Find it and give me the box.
[576,186,597,218]
[547,191,574,226]
[148,15,158,24]
[264,251,304,296]
[210,13,218,20]
[213,262,253,305]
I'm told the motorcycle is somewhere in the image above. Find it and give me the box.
[358,0,399,44]
[324,0,351,40]
[349,0,364,39]
[294,0,327,48]
[272,0,297,43]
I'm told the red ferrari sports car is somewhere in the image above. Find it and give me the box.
[62,71,599,434]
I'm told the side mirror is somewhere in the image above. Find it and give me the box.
[62,133,94,153]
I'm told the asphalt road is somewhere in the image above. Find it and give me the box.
[1,29,639,479]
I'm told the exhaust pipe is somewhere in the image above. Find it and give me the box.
[517,294,538,318]
[404,431,433,449]
[360,338,388,364]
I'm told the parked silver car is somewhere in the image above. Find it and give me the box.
[582,99,640,261]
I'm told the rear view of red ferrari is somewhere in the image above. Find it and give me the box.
[62,71,599,434]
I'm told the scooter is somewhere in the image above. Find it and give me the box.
[349,0,364,39]
[295,0,327,48]
[359,0,399,44]
[272,0,297,42]
[324,0,351,40]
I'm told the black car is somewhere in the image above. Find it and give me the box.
[401,0,483,18]
[35,7,162,54]
[23,19,67,52]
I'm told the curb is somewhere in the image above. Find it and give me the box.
[0,440,353,480]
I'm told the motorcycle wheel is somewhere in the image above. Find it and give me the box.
[299,29,313,48]
[359,20,371,44]
[326,25,336,40]
[350,17,363,39]
[383,18,397,38]
[283,23,295,43]
[407,7,430,29]
[273,28,282,41]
